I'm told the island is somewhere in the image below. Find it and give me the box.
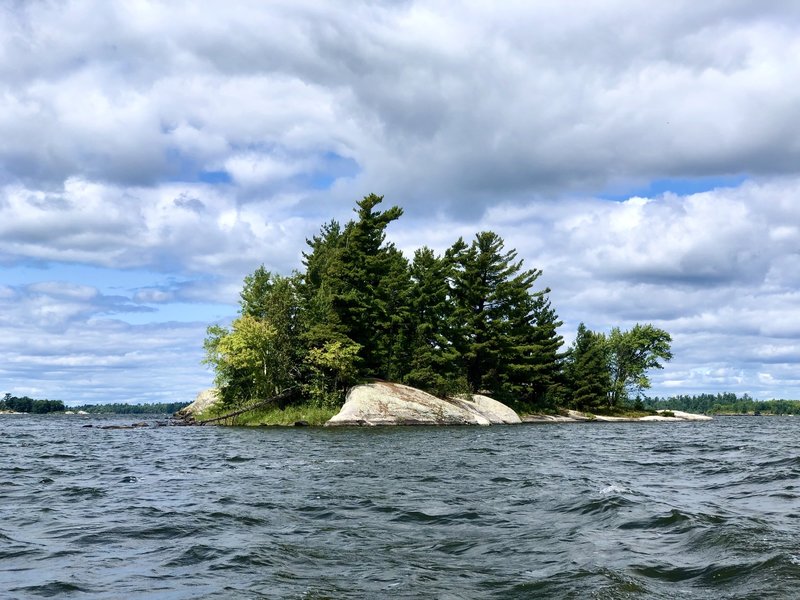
[194,194,693,427]
[178,382,712,427]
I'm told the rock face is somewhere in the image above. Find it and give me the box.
[325,382,521,426]
[639,410,713,422]
[175,389,221,421]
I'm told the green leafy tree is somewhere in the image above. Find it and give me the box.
[607,324,673,406]
[204,315,291,403]
[305,339,362,407]
[204,271,303,406]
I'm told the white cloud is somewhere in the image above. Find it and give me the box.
[1,1,799,401]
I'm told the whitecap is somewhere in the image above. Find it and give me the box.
[600,484,628,495]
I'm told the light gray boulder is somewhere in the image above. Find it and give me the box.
[325,381,521,426]
[175,389,221,420]
[639,410,713,422]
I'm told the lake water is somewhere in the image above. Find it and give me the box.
[1,414,799,599]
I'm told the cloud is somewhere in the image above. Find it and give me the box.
[1,1,799,401]
[3,2,800,207]
[0,178,312,277]
[0,280,212,403]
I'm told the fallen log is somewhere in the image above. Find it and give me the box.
[195,387,299,425]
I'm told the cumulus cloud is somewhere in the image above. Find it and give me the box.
[0,280,212,404]
[3,2,800,203]
[1,1,799,401]
[0,178,312,277]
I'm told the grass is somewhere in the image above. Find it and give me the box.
[194,402,339,427]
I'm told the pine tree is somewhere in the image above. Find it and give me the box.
[404,247,463,395]
[565,323,610,411]
[507,290,565,408]
[301,194,411,381]
[333,194,410,379]
[300,219,352,351]
[448,231,558,406]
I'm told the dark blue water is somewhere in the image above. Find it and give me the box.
[1,415,799,599]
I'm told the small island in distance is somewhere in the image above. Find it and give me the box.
[3,391,797,419]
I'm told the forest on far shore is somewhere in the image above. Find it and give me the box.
[203,194,673,413]
[1,394,64,414]
[0,394,189,415]
[645,393,800,415]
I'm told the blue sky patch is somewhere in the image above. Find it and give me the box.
[198,170,233,184]
[599,174,749,200]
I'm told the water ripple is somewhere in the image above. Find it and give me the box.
[1,414,799,598]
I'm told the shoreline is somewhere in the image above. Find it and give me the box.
[521,409,712,423]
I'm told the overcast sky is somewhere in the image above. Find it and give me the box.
[2,1,799,405]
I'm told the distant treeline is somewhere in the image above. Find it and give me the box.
[69,402,190,414]
[1,393,189,415]
[645,393,800,415]
[1,394,65,413]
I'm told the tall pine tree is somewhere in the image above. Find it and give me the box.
[404,246,464,395]
[302,194,411,381]
[565,323,610,411]
[448,231,562,406]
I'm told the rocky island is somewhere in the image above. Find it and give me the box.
[178,383,710,427]
[196,195,686,428]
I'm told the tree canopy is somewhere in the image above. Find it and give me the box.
[1,394,65,414]
[203,193,673,413]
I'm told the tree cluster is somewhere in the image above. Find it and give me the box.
[646,393,800,415]
[70,402,191,414]
[204,194,673,413]
[564,323,673,411]
[1,394,65,414]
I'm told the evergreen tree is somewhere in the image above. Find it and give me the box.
[512,291,565,408]
[328,194,411,380]
[448,231,558,406]
[565,323,610,411]
[300,219,354,356]
[404,247,464,396]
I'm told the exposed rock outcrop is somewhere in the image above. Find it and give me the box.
[640,410,713,422]
[175,389,221,423]
[521,409,712,423]
[325,381,521,426]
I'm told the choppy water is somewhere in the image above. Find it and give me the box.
[1,415,799,599]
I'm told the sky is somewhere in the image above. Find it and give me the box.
[2,1,799,405]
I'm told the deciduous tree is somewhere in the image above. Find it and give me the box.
[607,324,673,406]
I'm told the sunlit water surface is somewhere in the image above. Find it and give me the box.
[1,414,799,599]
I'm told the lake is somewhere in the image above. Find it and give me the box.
[1,414,799,598]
